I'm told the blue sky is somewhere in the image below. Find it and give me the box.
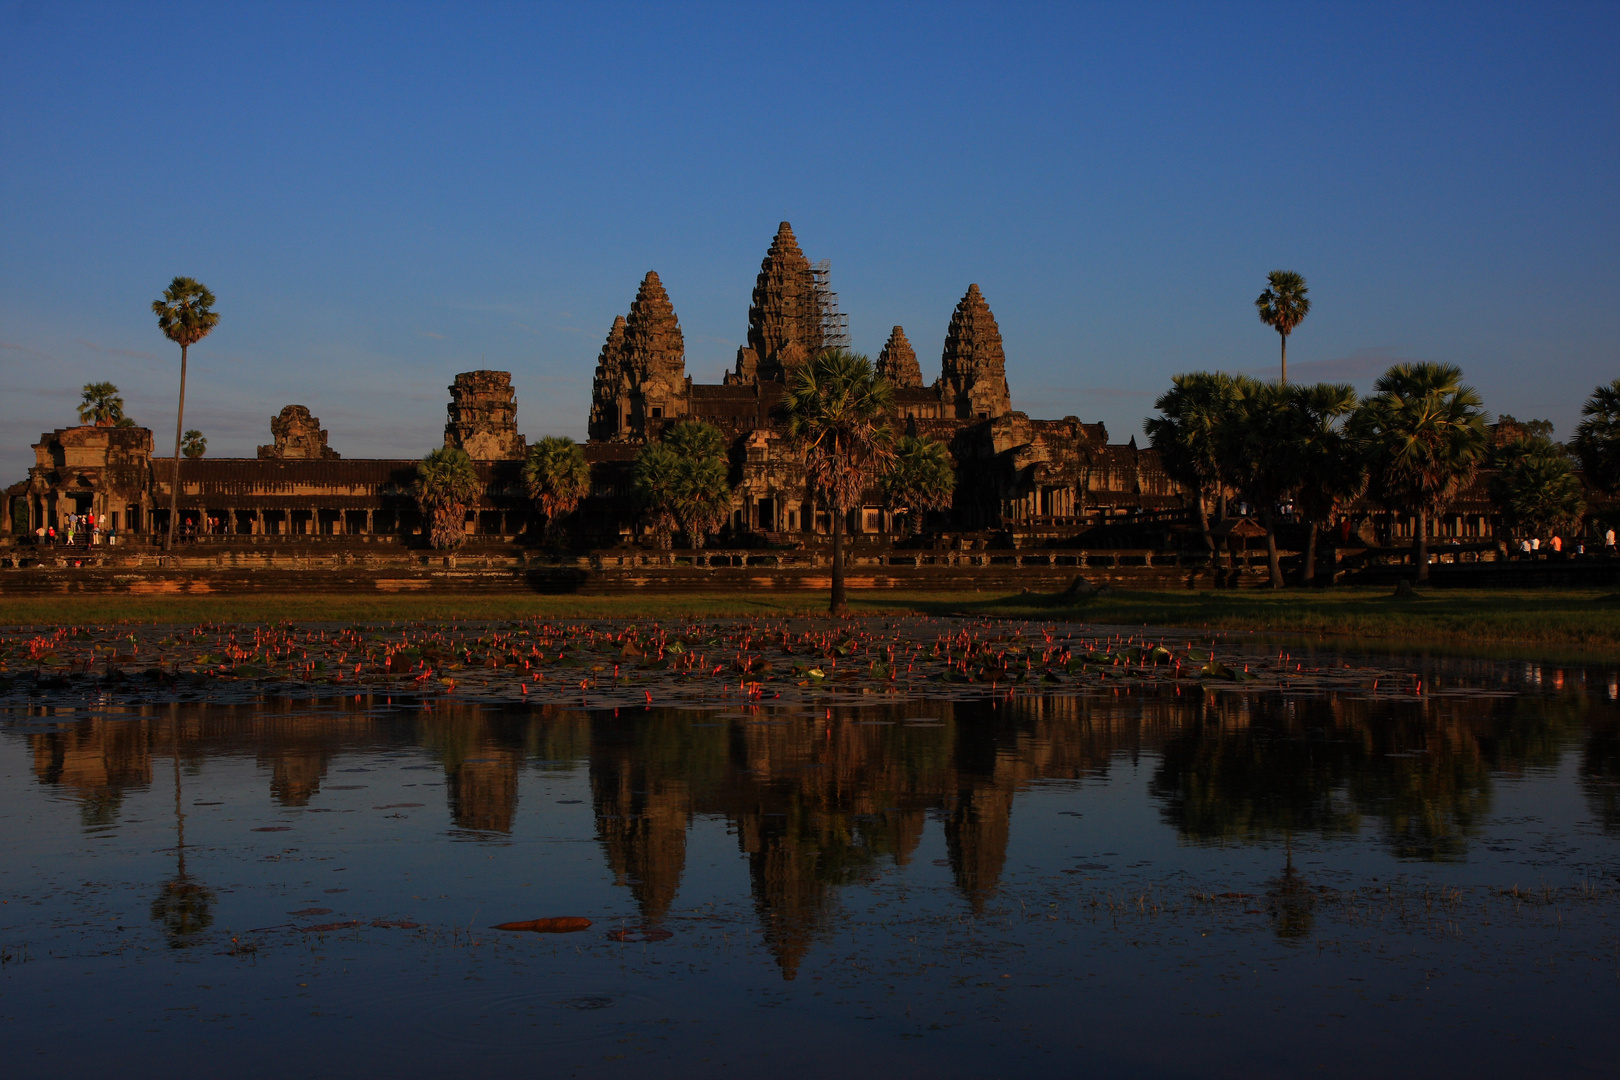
[2,1,1615,471]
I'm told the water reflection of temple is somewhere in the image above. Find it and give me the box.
[13,684,1619,974]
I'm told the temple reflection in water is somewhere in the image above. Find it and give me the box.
[16,685,1618,976]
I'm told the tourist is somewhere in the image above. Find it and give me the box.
[1606,529,1615,551]
[1551,535,1563,554]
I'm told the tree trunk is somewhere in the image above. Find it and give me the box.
[1414,507,1430,584]
[1302,519,1318,585]
[1262,504,1284,588]
[1279,332,1288,385]
[166,344,188,552]
[1195,491,1214,557]
[829,496,847,615]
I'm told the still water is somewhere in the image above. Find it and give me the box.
[2,646,1618,1077]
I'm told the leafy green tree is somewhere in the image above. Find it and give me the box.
[632,442,681,549]
[1217,376,1300,587]
[152,277,219,551]
[782,349,896,614]
[1254,270,1311,384]
[1291,382,1364,584]
[881,435,955,537]
[1352,363,1490,584]
[523,435,591,544]
[414,446,480,550]
[1573,379,1620,495]
[1490,436,1586,542]
[77,382,126,426]
[181,430,207,459]
[1145,372,1239,555]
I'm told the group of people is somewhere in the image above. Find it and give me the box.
[1514,529,1616,558]
[34,512,113,546]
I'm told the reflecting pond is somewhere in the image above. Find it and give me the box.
[2,630,1618,1077]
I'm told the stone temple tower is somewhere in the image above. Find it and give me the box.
[876,326,923,389]
[444,371,525,460]
[731,222,823,384]
[935,284,1012,420]
[588,271,688,441]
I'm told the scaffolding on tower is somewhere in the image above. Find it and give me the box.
[810,260,852,352]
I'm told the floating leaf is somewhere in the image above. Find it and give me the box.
[493,916,593,933]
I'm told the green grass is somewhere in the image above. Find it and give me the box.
[2,586,1617,658]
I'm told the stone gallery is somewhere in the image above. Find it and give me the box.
[6,223,1181,545]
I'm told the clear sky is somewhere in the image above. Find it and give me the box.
[2,1,1616,472]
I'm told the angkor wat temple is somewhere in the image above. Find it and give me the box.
[7,222,1200,547]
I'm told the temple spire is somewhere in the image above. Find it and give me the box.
[936,284,1011,420]
[735,221,822,383]
[876,326,922,388]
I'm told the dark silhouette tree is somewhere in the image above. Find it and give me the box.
[1352,363,1490,585]
[152,277,219,551]
[881,435,955,537]
[1254,270,1311,384]
[782,350,895,614]
[1573,379,1620,495]
[414,446,480,550]
[523,435,591,544]
[1145,372,1239,557]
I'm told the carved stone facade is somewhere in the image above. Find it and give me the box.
[445,371,525,461]
[258,405,340,460]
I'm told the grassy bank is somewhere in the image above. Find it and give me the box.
[2,587,1617,658]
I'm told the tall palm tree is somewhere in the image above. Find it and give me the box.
[1255,270,1310,385]
[523,435,591,544]
[1573,378,1620,495]
[1489,436,1586,543]
[152,277,219,551]
[632,442,681,549]
[782,349,896,614]
[1145,372,1239,556]
[672,454,733,550]
[1291,383,1364,584]
[1352,362,1489,585]
[881,435,955,537]
[414,447,481,550]
[654,420,733,549]
[77,382,126,426]
[1217,377,1301,588]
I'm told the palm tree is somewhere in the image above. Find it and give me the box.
[1217,377,1301,588]
[1291,383,1364,584]
[661,421,733,549]
[632,442,681,549]
[77,382,126,426]
[152,277,219,551]
[414,446,481,550]
[881,435,955,537]
[1490,436,1586,543]
[1573,379,1620,495]
[1352,362,1490,585]
[523,435,591,544]
[181,430,207,459]
[782,349,896,614]
[1255,271,1311,384]
[1145,372,1239,557]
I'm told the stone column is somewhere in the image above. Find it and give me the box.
[365,509,374,535]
